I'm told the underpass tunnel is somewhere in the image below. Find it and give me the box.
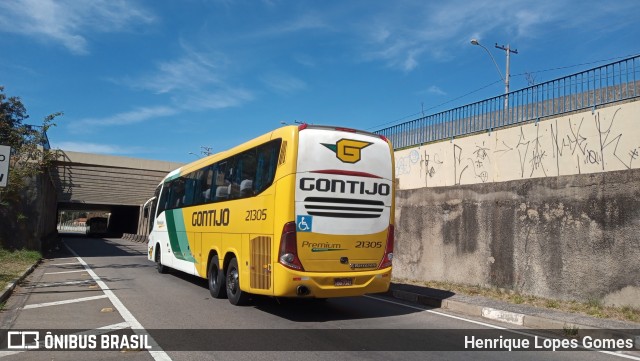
[107,205,140,236]
[57,203,141,238]
[50,150,183,242]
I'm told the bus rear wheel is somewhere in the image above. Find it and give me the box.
[226,258,249,305]
[207,257,226,299]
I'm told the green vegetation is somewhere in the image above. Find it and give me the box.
[563,324,579,338]
[0,86,62,249]
[395,278,640,323]
[0,248,41,292]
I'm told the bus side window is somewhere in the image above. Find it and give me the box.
[158,183,170,214]
[239,149,257,198]
[213,162,228,202]
[196,167,213,203]
[255,139,280,194]
[169,178,186,208]
[148,186,160,233]
[227,155,240,199]
[183,173,199,206]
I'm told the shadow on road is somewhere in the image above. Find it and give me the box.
[59,236,429,323]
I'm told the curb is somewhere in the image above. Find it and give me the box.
[122,233,147,243]
[389,288,640,349]
[0,260,39,305]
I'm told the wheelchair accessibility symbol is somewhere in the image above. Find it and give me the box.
[296,215,313,232]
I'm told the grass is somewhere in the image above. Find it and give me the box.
[563,324,579,338]
[0,248,41,292]
[395,278,640,323]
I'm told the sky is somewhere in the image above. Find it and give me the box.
[0,0,638,163]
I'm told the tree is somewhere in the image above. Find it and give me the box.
[0,86,62,248]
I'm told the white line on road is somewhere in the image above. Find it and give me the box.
[365,295,640,360]
[364,295,508,329]
[50,262,81,266]
[23,295,108,309]
[64,242,173,361]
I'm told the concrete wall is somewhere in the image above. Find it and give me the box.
[52,150,183,206]
[0,169,58,251]
[392,101,640,307]
[395,102,640,188]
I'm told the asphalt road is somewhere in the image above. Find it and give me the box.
[0,236,635,361]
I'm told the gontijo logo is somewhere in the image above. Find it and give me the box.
[322,139,372,164]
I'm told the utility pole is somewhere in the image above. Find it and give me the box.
[471,39,518,109]
[494,43,518,97]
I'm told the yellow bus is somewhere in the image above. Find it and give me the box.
[145,124,395,305]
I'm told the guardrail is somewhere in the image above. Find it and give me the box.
[57,222,88,233]
[375,55,640,149]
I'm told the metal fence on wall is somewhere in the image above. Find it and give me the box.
[375,55,640,150]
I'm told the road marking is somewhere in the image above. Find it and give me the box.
[482,307,524,325]
[50,262,80,266]
[64,242,173,361]
[365,295,640,360]
[44,269,87,275]
[27,280,95,288]
[23,295,108,309]
[364,295,508,329]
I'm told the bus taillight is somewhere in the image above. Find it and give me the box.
[278,222,305,271]
[378,224,394,269]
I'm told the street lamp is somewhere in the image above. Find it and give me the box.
[470,39,518,108]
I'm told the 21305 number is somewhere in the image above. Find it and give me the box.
[246,209,267,221]
[355,241,382,248]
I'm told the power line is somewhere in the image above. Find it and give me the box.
[370,52,640,131]
[367,79,502,131]
[511,53,640,78]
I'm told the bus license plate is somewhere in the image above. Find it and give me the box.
[334,278,353,287]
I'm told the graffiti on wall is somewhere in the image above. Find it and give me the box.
[394,104,640,189]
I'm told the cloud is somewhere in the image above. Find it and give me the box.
[247,12,329,39]
[116,45,254,113]
[0,0,155,55]
[78,48,254,132]
[126,49,226,94]
[179,88,254,111]
[52,141,141,154]
[74,106,178,130]
[427,85,446,96]
[355,0,572,72]
[261,73,307,95]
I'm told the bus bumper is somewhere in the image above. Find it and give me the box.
[272,264,392,298]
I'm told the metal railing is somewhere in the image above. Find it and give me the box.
[375,55,640,149]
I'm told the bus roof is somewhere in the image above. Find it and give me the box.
[160,124,389,183]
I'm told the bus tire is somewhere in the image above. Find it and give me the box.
[226,257,249,306]
[207,257,226,299]
[155,244,167,274]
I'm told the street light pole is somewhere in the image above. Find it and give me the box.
[470,39,518,109]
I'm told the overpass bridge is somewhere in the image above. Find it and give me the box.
[51,151,183,236]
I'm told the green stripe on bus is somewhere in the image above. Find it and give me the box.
[166,209,196,263]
